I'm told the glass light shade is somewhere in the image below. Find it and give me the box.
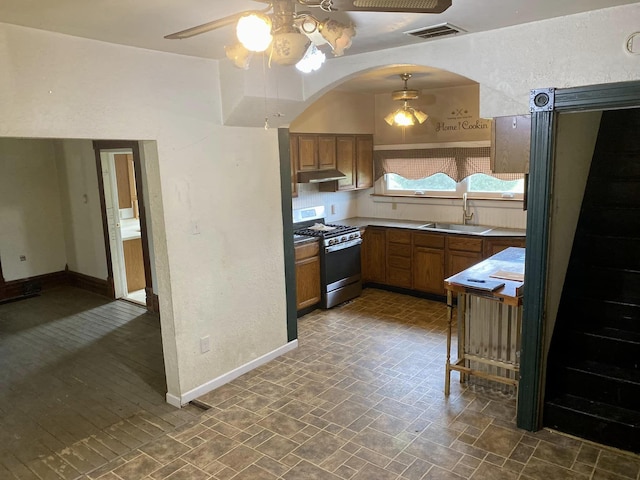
[294,15,328,47]
[236,13,273,52]
[319,19,356,56]
[385,104,428,126]
[270,32,310,66]
[296,44,326,73]
[224,43,253,69]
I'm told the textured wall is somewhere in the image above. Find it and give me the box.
[0,138,67,280]
[0,23,288,399]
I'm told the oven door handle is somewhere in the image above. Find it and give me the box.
[325,238,362,253]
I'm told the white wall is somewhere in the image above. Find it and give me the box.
[0,138,67,280]
[54,139,108,280]
[218,4,640,125]
[0,23,288,401]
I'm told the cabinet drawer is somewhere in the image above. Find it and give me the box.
[387,267,412,288]
[295,241,319,261]
[413,232,445,249]
[388,243,411,257]
[387,229,411,244]
[388,255,411,269]
[447,236,483,253]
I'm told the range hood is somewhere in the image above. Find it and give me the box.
[297,169,347,183]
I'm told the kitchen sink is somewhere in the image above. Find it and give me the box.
[418,223,493,234]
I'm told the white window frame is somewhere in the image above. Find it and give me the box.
[379,173,525,200]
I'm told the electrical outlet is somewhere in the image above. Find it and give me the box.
[392,202,397,210]
[19,255,26,262]
[331,204,336,215]
[200,336,210,353]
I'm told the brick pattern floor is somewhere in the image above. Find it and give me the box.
[0,287,200,479]
[3,287,640,479]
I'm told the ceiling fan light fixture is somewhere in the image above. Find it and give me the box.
[236,13,273,52]
[225,43,253,69]
[270,32,311,65]
[319,19,356,56]
[296,44,326,73]
[385,73,428,127]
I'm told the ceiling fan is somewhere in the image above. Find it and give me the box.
[165,0,452,71]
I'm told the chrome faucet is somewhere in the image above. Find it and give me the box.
[462,193,473,225]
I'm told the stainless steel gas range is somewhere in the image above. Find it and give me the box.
[293,206,362,309]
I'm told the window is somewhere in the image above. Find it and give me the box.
[383,172,524,199]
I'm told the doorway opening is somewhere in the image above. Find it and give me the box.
[93,141,155,311]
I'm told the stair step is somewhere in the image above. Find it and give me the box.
[560,297,640,331]
[585,180,640,207]
[580,207,640,236]
[549,360,640,411]
[566,328,640,369]
[590,152,640,178]
[563,266,640,305]
[572,235,640,271]
[544,394,640,453]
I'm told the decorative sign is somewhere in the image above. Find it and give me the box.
[435,106,491,133]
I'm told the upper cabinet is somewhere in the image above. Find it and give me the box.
[293,134,337,172]
[491,114,531,173]
[319,134,374,192]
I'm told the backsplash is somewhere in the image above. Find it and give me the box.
[293,185,527,230]
[292,184,358,222]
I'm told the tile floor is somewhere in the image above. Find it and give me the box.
[2,287,639,480]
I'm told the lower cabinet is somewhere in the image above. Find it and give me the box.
[361,227,386,283]
[295,241,321,311]
[386,229,412,288]
[446,236,484,278]
[413,232,446,295]
[360,226,525,297]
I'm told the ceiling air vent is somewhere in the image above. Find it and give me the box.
[405,23,466,40]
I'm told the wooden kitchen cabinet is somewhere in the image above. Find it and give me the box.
[295,134,318,171]
[491,114,531,173]
[295,241,321,311]
[361,227,386,283]
[320,134,374,192]
[484,236,526,258]
[386,229,412,288]
[446,236,484,277]
[317,135,337,170]
[412,232,446,295]
[356,136,374,189]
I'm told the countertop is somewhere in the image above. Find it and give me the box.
[334,217,526,237]
[445,247,525,305]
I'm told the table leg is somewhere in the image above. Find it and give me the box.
[445,289,453,395]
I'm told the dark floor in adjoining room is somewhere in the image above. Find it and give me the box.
[0,287,200,479]
[1,287,639,479]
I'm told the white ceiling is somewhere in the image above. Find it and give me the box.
[1,0,638,92]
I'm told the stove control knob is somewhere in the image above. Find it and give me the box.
[329,239,335,245]
[341,236,347,243]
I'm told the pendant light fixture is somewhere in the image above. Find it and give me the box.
[384,73,428,127]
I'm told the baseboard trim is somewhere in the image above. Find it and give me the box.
[166,339,299,407]
[67,271,111,297]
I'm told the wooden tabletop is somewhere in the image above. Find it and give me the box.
[444,247,525,306]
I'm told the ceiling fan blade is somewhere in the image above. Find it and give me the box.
[307,0,452,14]
[165,12,245,39]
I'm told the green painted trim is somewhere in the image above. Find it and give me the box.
[518,111,555,431]
[518,79,640,432]
[554,81,640,112]
[278,128,297,342]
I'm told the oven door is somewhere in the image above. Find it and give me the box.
[323,240,362,292]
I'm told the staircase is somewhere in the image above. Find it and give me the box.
[544,108,640,453]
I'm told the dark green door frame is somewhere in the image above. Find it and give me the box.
[518,80,640,431]
[277,128,298,342]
